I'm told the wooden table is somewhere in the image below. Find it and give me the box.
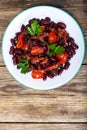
[0,0,87,129]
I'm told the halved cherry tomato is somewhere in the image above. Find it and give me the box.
[31,70,44,79]
[30,46,44,55]
[16,41,23,49]
[16,33,24,49]
[56,52,68,63]
[49,32,57,43]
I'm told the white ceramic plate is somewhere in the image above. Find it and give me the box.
[2,6,85,90]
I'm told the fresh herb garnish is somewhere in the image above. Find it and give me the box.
[54,46,65,55]
[17,58,29,74]
[27,20,42,36]
[48,51,54,57]
[48,44,56,51]
[48,44,65,57]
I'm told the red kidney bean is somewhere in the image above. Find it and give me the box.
[67,37,74,43]
[10,39,16,46]
[30,64,37,70]
[46,71,54,78]
[64,42,69,47]
[21,24,25,31]
[45,17,51,22]
[15,32,20,37]
[43,73,47,81]
[65,47,72,57]
[51,69,58,76]
[13,56,18,65]
[14,48,22,55]
[64,62,70,70]
[33,40,39,46]
[26,34,30,40]
[9,46,14,55]
[67,46,74,57]
[57,38,65,45]
[69,46,76,55]
[50,56,57,63]
[57,22,66,29]
[49,21,55,27]
[57,67,64,75]
[71,42,79,50]
[27,39,33,49]
[28,18,36,24]
[17,66,20,69]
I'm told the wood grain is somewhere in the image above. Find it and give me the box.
[0,123,87,130]
[0,66,87,122]
[0,0,87,129]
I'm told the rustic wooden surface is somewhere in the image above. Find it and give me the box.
[0,0,87,129]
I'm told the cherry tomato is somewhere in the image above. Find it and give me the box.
[49,32,57,43]
[30,46,44,55]
[16,33,24,49]
[31,70,44,79]
[16,41,23,49]
[56,52,68,63]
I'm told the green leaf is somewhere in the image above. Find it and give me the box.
[48,44,56,51]
[48,51,54,57]
[48,45,65,57]
[27,20,42,36]
[27,27,34,36]
[36,27,42,35]
[31,20,38,33]
[21,58,29,64]
[21,65,29,74]
[17,58,29,74]
[17,63,25,68]
[55,46,65,55]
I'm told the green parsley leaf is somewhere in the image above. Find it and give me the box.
[27,27,34,36]
[48,51,54,57]
[54,46,65,55]
[27,20,42,36]
[36,27,42,35]
[48,45,65,56]
[48,44,56,51]
[31,20,38,33]
[17,58,29,74]
[21,65,29,74]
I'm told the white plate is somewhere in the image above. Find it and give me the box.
[2,6,85,90]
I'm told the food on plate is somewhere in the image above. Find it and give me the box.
[9,17,79,80]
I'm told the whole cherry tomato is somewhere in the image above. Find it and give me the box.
[31,70,44,79]
[56,52,68,63]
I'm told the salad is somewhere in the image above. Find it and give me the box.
[9,17,79,80]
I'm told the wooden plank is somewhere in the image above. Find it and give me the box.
[0,65,87,122]
[0,0,87,11]
[0,123,87,130]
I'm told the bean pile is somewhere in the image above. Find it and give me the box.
[9,17,79,80]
